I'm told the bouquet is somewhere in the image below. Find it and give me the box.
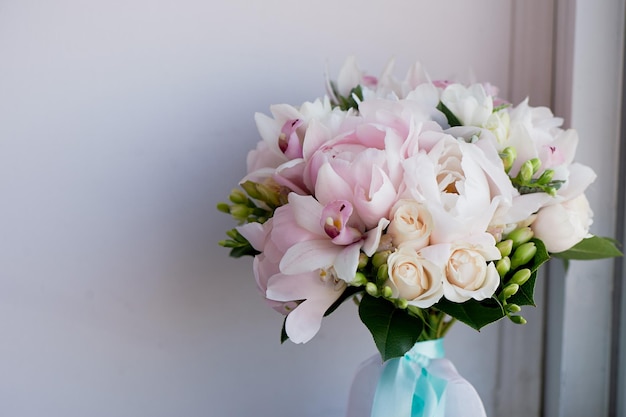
[218,57,621,362]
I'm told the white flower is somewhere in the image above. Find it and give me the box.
[440,84,493,127]
[386,246,445,308]
[531,194,593,253]
[386,199,433,251]
[442,234,501,303]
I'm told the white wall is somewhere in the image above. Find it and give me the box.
[0,1,540,416]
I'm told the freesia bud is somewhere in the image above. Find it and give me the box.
[510,242,537,269]
[229,189,249,204]
[230,204,251,219]
[505,303,521,313]
[496,239,513,257]
[502,283,519,299]
[240,181,262,200]
[376,264,389,285]
[396,298,409,309]
[366,282,379,297]
[507,227,534,248]
[382,286,393,298]
[510,315,527,325]
[217,202,231,213]
[529,158,541,174]
[372,250,391,269]
[500,147,517,172]
[509,268,531,286]
[352,272,368,287]
[519,160,534,182]
[537,169,554,185]
[358,253,369,269]
[496,256,511,277]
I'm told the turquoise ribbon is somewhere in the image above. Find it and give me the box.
[370,339,447,417]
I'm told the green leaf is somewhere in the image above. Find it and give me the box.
[358,294,424,361]
[434,298,505,331]
[552,236,623,260]
[436,101,462,127]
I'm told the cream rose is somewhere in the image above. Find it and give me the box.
[386,247,444,308]
[531,194,593,253]
[443,240,501,303]
[386,199,433,250]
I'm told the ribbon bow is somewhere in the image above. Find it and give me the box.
[370,339,448,417]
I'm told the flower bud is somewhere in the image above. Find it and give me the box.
[396,298,409,309]
[217,202,231,213]
[229,188,249,204]
[505,303,521,313]
[240,181,262,200]
[365,282,379,297]
[382,286,393,298]
[510,242,537,269]
[529,158,541,174]
[502,283,519,299]
[358,253,369,269]
[507,227,534,248]
[352,272,368,287]
[496,239,513,257]
[509,268,531,286]
[509,315,527,325]
[500,147,517,173]
[496,256,511,278]
[372,250,391,269]
[537,169,554,185]
[518,160,534,183]
[376,264,389,285]
[230,204,252,220]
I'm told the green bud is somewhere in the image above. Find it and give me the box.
[536,169,554,185]
[500,147,517,173]
[376,264,389,285]
[255,182,281,207]
[372,250,391,269]
[507,227,534,248]
[509,315,527,325]
[382,286,393,298]
[240,181,262,200]
[546,187,558,197]
[510,242,537,269]
[502,283,519,299]
[505,303,521,313]
[396,298,409,309]
[496,239,513,257]
[352,272,368,287]
[529,158,541,174]
[230,204,251,219]
[229,189,249,204]
[365,282,379,297]
[217,202,231,213]
[358,253,369,269]
[509,268,532,286]
[496,256,511,278]
[519,160,534,183]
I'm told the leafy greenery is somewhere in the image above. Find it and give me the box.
[359,294,424,361]
[330,83,364,111]
[552,236,623,260]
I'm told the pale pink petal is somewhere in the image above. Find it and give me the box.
[236,222,267,252]
[314,162,354,205]
[362,218,391,256]
[288,193,325,236]
[280,239,339,275]
[333,244,362,283]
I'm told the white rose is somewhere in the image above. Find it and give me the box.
[443,241,501,303]
[531,194,593,253]
[386,247,444,308]
[386,199,433,250]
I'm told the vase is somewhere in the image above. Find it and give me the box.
[346,339,487,417]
